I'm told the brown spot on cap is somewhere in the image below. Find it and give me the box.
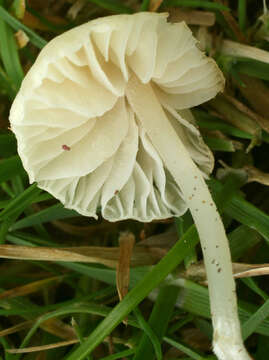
[62,144,71,151]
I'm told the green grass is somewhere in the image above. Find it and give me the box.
[0,1,269,360]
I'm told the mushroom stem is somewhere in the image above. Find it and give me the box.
[126,74,251,360]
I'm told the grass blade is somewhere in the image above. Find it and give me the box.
[0,183,41,221]
[242,299,269,340]
[11,203,80,230]
[100,349,135,360]
[133,307,162,360]
[209,178,269,242]
[163,336,205,360]
[0,3,23,90]
[134,285,179,360]
[64,226,199,360]
[0,5,47,48]
[140,0,150,10]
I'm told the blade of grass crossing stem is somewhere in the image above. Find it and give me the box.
[0,5,47,48]
[242,299,269,340]
[134,285,179,360]
[64,226,199,360]
[0,183,41,221]
[133,307,162,360]
[162,0,229,11]
[163,336,206,360]
[84,0,133,13]
[0,156,25,184]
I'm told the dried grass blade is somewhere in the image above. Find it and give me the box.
[0,244,164,267]
[0,276,62,300]
[185,262,269,282]
[116,232,135,301]
[7,338,80,354]
[0,320,33,337]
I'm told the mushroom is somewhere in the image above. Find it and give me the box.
[9,12,251,360]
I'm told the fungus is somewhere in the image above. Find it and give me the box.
[9,12,251,360]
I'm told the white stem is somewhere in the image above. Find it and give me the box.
[126,74,252,360]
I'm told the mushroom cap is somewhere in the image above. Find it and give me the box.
[10,12,224,222]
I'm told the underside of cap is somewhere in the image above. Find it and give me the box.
[9,12,224,222]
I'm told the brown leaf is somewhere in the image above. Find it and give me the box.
[116,232,135,301]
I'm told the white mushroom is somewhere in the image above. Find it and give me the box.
[9,12,251,360]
